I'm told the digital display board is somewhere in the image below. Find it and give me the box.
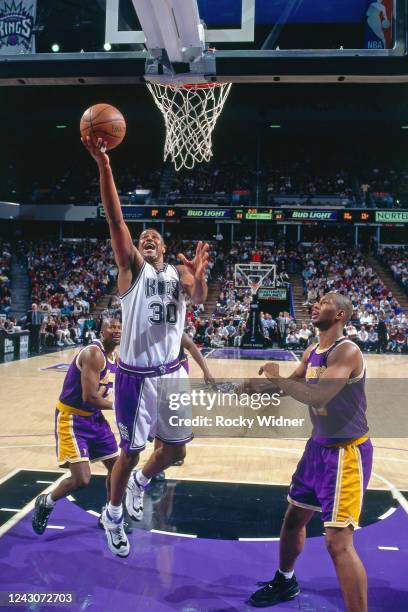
[258,288,288,300]
[288,210,338,221]
[98,206,178,220]
[234,209,284,221]
[182,209,233,219]
[97,206,408,225]
[375,211,408,223]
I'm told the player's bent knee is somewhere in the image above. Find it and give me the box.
[325,528,354,559]
[71,473,91,489]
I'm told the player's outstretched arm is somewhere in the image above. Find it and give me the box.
[181,332,215,384]
[260,342,361,408]
[79,346,113,411]
[177,241,209,304]
[82,136,143,294]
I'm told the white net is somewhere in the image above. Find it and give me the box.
[146,81,232,171]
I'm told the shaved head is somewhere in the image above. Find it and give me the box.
[329,292,353,323]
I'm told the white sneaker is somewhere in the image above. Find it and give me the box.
[100,507,130,557]
[125,471,145,521]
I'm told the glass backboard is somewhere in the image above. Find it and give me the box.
[0,0,406,86]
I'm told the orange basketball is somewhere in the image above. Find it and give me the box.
[80,103,126,150]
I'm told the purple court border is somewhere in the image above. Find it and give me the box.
[0,499,407,611]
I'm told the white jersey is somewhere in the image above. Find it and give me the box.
[119,261,186,367]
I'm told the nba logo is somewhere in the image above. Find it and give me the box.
[365,0,393,49]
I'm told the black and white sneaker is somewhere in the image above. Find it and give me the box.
[248,571,300,607]
[100,507,130,557]
[98,506,133,534]
[32,494,54,535]
[125,471,145,521]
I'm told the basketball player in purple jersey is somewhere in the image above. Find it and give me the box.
[83,136,209,557]
[32,319,122,535]
[248,292,372,612]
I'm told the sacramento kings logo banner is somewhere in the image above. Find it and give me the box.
[0,0,36,55]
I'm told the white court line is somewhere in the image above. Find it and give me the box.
[290,351,300,362]
[0,468,21,485]
[239,537,280,542]
[150,529,197,538]
[378,507,398,520]
[204,349,215,359]
[66,495,75,501]
[87,510,101,517]
[0,472,68,538]
[0,444,54,449]
[372,472,408,515]
[36,480,54,484]
[0,508,21,512]
[45,525,65,530]
[378,546,399,551]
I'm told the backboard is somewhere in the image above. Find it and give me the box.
[0,0,407,86]
[106,0,405,55]
[234,263,277,289]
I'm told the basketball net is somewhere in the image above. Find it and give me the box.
[146,81,232,171]
[249,281,261,296]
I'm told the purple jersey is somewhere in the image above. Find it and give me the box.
[58,340,117,414]
[305,337,368,445]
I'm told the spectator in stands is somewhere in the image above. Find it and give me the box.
[286,329,300,350]
[298,323,312,349]
[356,326,369,352]
[377,316,388,353]
[346,323,358,342]
[367,327,379,352]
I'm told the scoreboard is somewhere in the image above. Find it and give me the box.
[98,206,408,225]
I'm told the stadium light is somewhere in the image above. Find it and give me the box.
[56,125,67,129]
[401,125,408,129]
[51,43,60,53]
[269,125,281,128]
[104,42,112,51]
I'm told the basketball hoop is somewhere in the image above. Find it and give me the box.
[249,281,261,296]
[146,80,232,171]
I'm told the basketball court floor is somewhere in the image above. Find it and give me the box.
[0,348,407,610]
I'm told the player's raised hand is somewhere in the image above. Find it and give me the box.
[178,241,210,280]
[81,136,110,166]
[259,362,280,379]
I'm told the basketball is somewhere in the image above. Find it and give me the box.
[80,103,126,150]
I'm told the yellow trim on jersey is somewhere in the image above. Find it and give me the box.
[56,410,87,465]
[331,441,365,527]
[56,400,93,417]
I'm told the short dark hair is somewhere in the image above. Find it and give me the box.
[329,292,353,323]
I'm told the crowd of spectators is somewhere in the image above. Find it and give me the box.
[301,241,408,353]
[0,241,12,316]
[359,167,408,208]
[377,246,408,296]
[2,162,162,206]
[2,237,407,356]
[265,160,354,202]
[167,158,256,204]
[20,240,117,349]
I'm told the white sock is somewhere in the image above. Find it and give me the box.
[45,493,56,508]
[107,502,122,521]
[135,470,151,488]
[279,569,294,580]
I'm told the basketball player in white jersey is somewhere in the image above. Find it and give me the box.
[83,136,209,556]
